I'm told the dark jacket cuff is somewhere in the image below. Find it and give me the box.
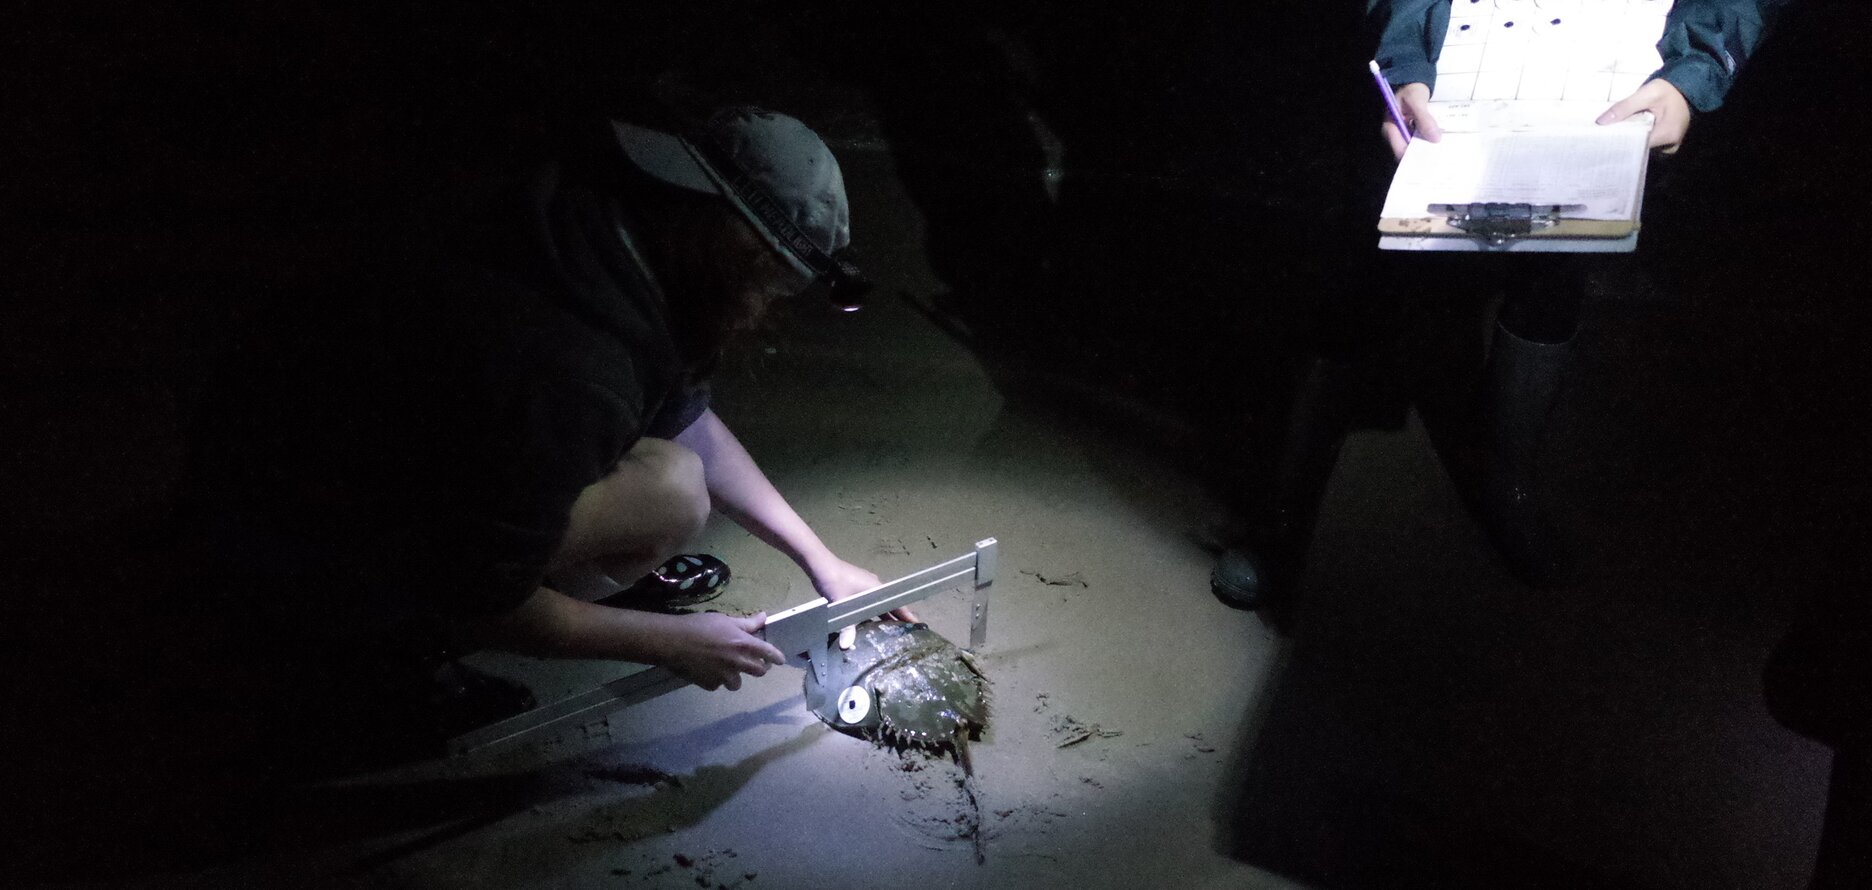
[1381,60,1439,94]
[1653,55,1730,113]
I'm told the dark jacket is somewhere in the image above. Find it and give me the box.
[1370,0,1790,111]
[188,140,706,635]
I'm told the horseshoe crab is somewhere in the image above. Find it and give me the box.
[803,621,989,766]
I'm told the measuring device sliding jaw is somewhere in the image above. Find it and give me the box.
[448,537,999,758]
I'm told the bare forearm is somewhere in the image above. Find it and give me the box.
[674,410,838,575]
[672,411,897,623]
[466,585,789,690]
[723,495,837,576]
[468,586,679,662]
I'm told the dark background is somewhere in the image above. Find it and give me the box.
[4,2,1868,885]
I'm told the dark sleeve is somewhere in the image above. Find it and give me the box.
[1652,0,1790,112]
[1370,0,1449,91]
[364,377,641,619]
[643,381,713,439]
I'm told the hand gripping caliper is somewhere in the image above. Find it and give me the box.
[446,537,998,758]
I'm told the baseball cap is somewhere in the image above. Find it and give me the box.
[611,107,871,311]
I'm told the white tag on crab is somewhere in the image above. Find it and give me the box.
[836,685,871,724]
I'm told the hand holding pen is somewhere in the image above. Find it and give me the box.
[1370,60,1442,160]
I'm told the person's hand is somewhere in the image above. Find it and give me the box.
[656,611,786,691]
[1597,78,1691,153]
[1383,82,1442,160]
[810,556,917,649]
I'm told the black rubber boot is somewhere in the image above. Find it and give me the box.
[1212,355,1356,611]
[1476,322,1574,587]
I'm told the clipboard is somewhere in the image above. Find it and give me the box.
[1379,204,1638,242]
[1376,101,1656,253]
[1376,0,1671,253]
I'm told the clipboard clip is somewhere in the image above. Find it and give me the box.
[1428,202,1587,247]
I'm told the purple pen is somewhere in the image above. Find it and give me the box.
[1369,60,1412,145]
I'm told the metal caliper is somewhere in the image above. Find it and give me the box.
[447,537,998,758]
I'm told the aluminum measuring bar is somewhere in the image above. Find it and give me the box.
[448,537,998,758]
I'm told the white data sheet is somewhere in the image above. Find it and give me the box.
[1380,112,1652,221]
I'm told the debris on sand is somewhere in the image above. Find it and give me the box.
[1019,569,1090,588]
[1051,714,1122,748]
[837,500,888,526]
[874,536,912,555]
